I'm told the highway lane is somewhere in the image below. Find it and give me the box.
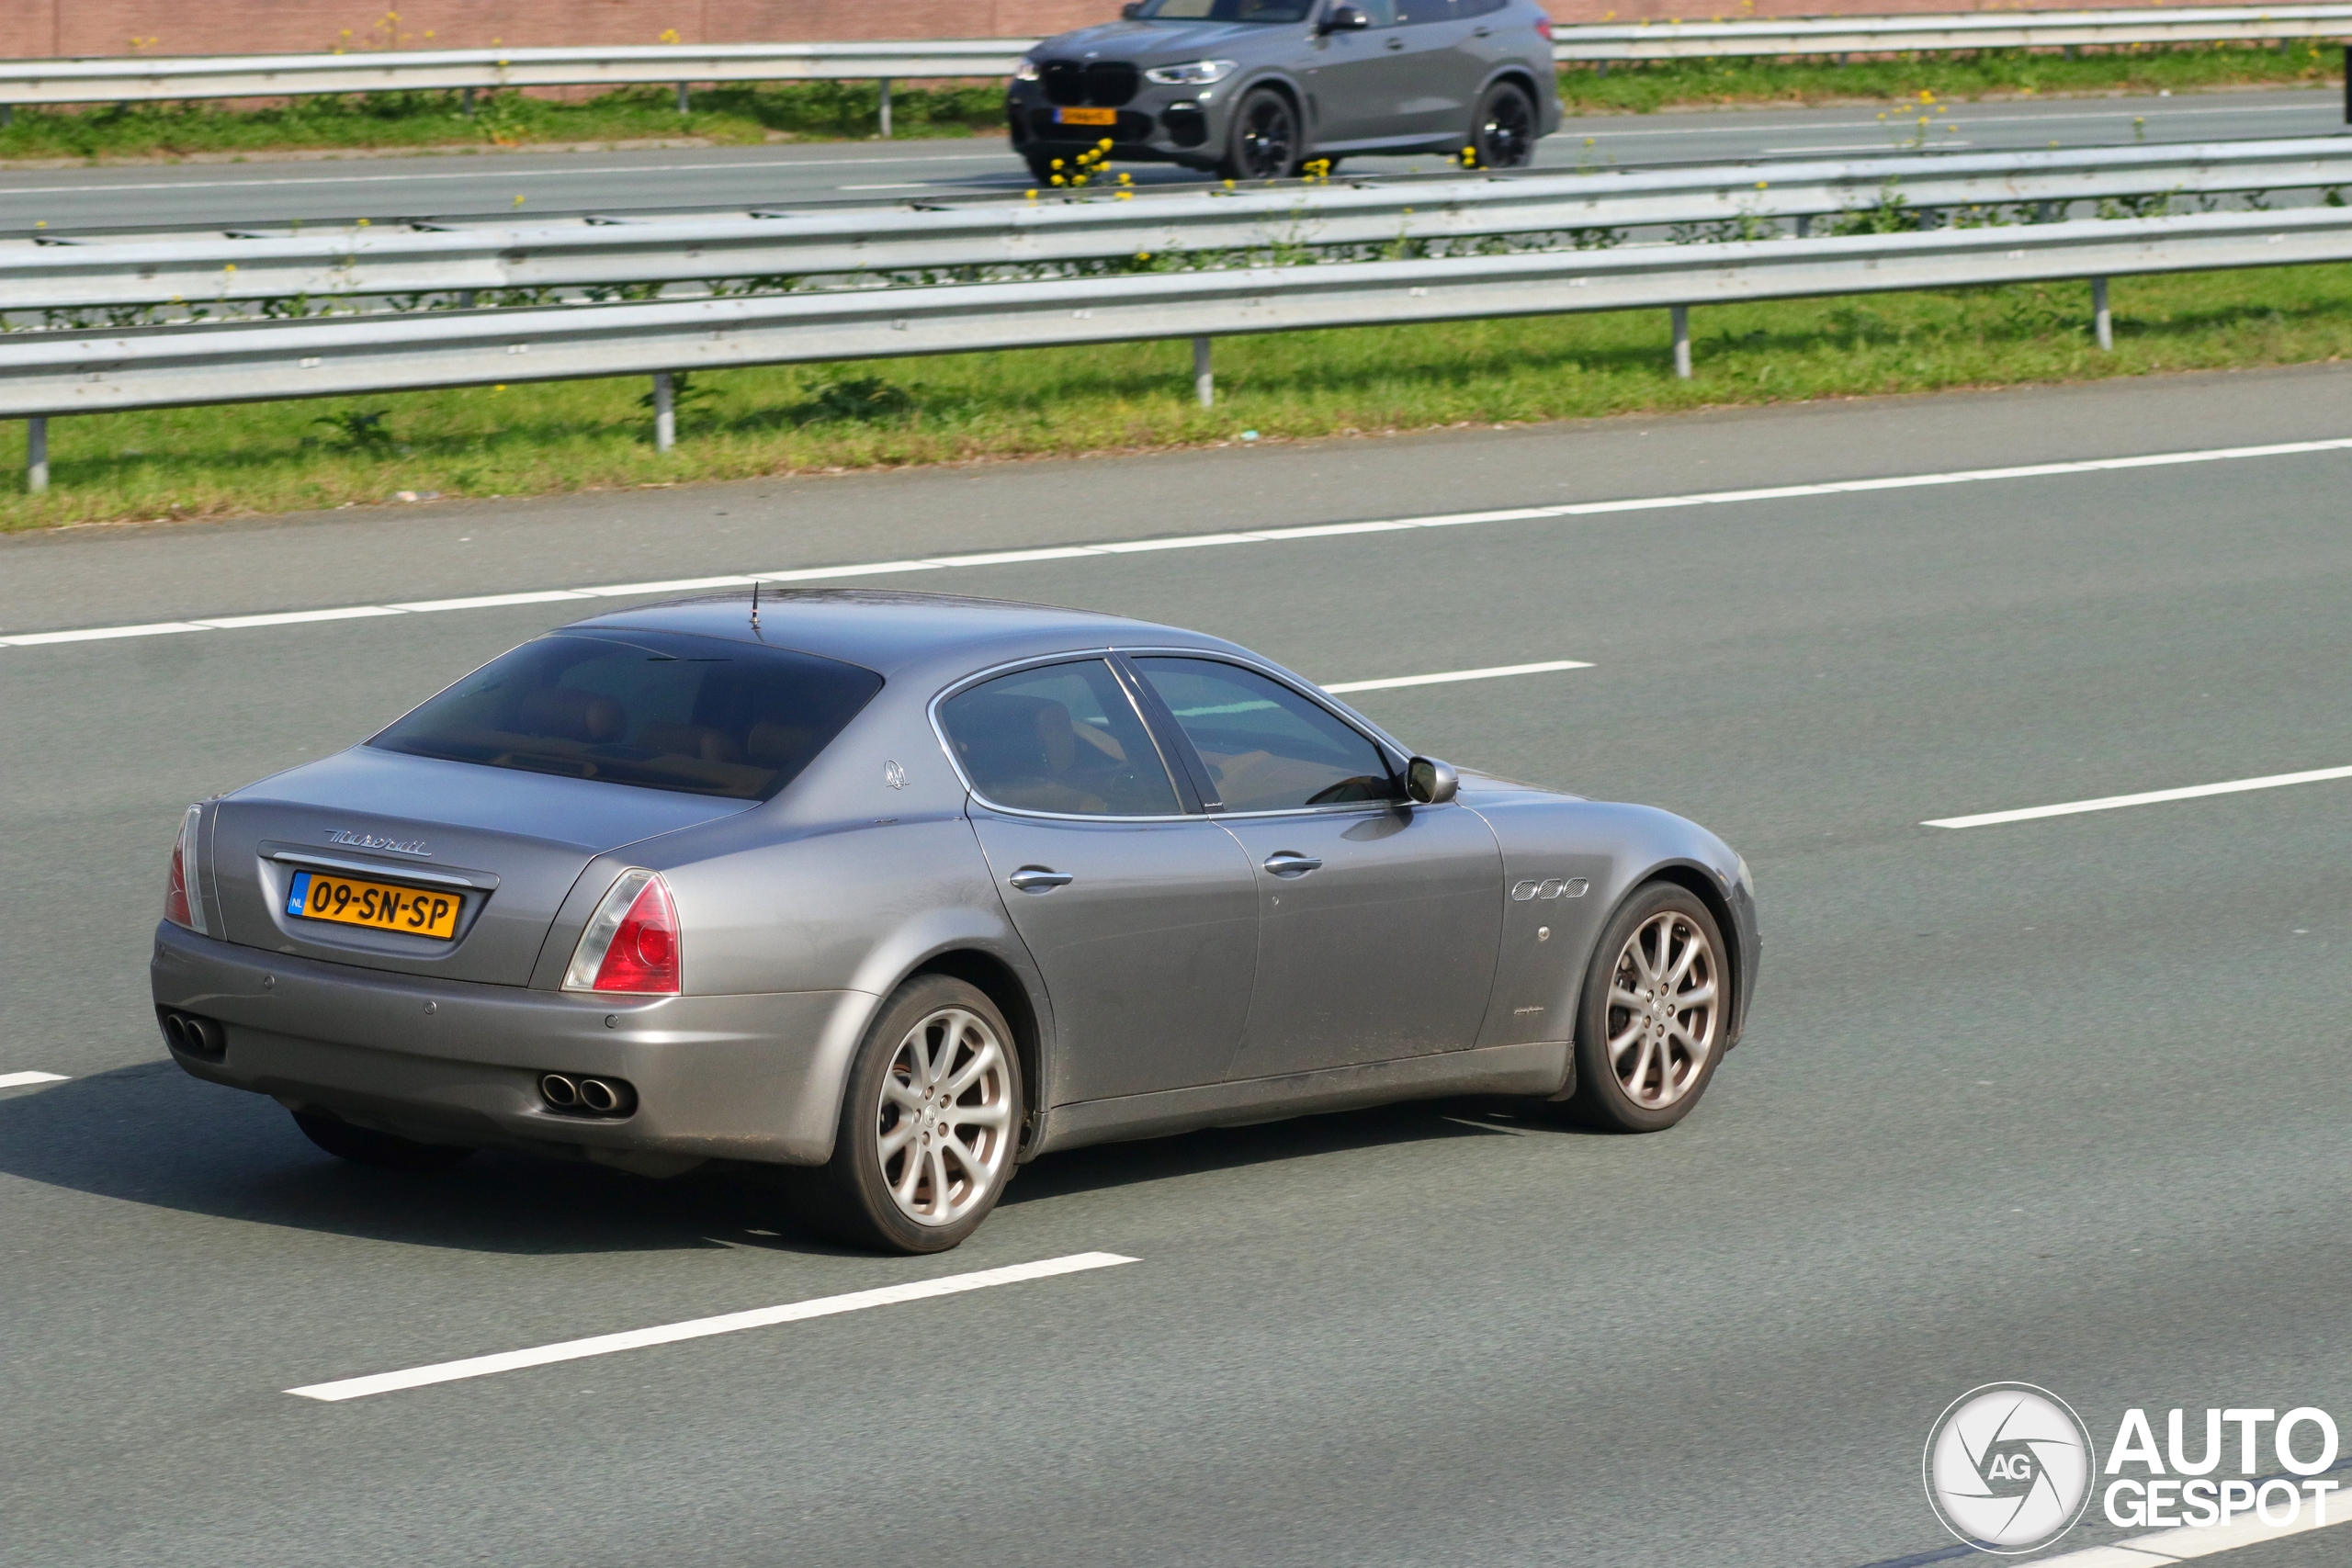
[0,85,2337,233]
[6,367,2352,1565]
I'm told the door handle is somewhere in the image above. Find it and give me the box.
[1009,867,1073,892]
[1262,852,1324,877]
[1473,24,1491,35]
[1385,35,1406,49]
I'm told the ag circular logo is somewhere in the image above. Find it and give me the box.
[1924,1382,2096,1553]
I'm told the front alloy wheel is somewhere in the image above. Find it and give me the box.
[1564,883,1726,1132]
[1222,89,1300,182]
[788,975,1023,1253]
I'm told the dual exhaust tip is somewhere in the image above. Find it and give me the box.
[538,1073,636,1118]
[158,1009,225,1060]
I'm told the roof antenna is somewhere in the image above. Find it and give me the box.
[750,579,761,633]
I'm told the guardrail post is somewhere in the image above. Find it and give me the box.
[2091,277,2111,351]
[2345,46,2350,123]
[1192,336,1214,407]
[1,105,13,130]
[460,86,474,118]
[652,373,676,451]
[676,82,691,115]
[1670,305,1691,379]
[26,417,49,494]
[879,79,893,139]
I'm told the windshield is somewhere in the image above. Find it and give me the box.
[368,629,882,801]
[1128,0,1316,21]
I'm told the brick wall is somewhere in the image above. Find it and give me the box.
[0,0,2289,62]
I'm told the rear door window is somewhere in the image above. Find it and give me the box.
[368,630,882,800]
[939,660,1182,817]
[1133,657,1397,812]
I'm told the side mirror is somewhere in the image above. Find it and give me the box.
[1405,757,1458,805]
[1121,1,1144,15]
[1320,5,1372,31]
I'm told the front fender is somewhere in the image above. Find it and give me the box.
[1465,796,1757,1070]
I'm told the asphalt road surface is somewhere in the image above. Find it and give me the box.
[6,366,2352,1567]
[0,85,2339,233]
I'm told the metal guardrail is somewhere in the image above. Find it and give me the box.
[1557,3,2352,58]
[7,137,2350,312]
[3,206,2346,425]
[3,6,2351,109]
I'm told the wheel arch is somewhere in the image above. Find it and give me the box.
[1636,861,1746,1051]
[910,946,1048,1157]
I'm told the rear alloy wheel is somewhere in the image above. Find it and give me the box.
[1562,883,1726,1133]
[1221,88,1302,182]
[291,1110,473,1172]
[788,976,1023,1253]
[1468,81,1537,170]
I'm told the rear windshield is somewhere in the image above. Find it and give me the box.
[1131,0,1317,21]
[368,630,883,801]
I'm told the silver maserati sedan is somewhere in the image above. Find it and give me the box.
[153,591,1758,1253]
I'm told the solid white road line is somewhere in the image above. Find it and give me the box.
[2034,1493,2349,1565]
[1322,660,1593,694]
[1924,763,2352,829]
[0,1071,69,1089]
[286,1250,1137,1402]
[7,435,2351,653]
[0,152,1016,199]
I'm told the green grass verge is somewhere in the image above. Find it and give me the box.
[1553,39,2343,115]
[6,263,2346,533]
[0,42,2338,164]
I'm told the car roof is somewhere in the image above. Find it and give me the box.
[566,589,1238,679]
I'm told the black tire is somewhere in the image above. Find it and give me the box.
[1555,882,1728,1133]
[1220,88,1303,182]
[786,976,1024,1254]
[291,1110,474,1172]
[1467,80,1538,170]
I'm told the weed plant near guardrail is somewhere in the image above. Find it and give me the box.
[0,44,2338,164]
[5,263,2348,529]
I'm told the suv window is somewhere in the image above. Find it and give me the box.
[1132,0,1316,21]
[1134,657,1396,812]
[940,660,1181,817]
[368,630,883,801]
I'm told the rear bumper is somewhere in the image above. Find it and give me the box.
[149,921,871,1170]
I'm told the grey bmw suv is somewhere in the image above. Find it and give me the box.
[1006,0,1561,185]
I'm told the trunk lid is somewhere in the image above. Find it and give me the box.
[209,746,753,987]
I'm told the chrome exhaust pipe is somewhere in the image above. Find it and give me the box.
[578,1077,625,1114]
[538,1073,580,1108]
[182,1016,222,1055]
[161,1012,190,1050]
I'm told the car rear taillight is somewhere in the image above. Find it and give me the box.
[562,869,681,995]
[164,805,208,935]
[1535,13,1553,38]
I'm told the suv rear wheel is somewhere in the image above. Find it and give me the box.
[1468,81,1537,169]
[1221,88,1302,182]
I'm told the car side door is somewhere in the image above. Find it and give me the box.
[940,656,1261,1105]
[1125,653,1504,1079]
[1301,0,1407,149]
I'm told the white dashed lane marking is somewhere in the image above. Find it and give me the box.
[1924,764,2352,829]
[287,1251,1137,1402]
[1322,660,1593,694]
[0,1071,69,1090]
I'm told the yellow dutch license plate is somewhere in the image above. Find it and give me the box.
[1055,107,1117,127]
[285,869,461,941]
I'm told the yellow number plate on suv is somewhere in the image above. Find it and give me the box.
[1055,107,1117,126]
[286,869,461,940]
